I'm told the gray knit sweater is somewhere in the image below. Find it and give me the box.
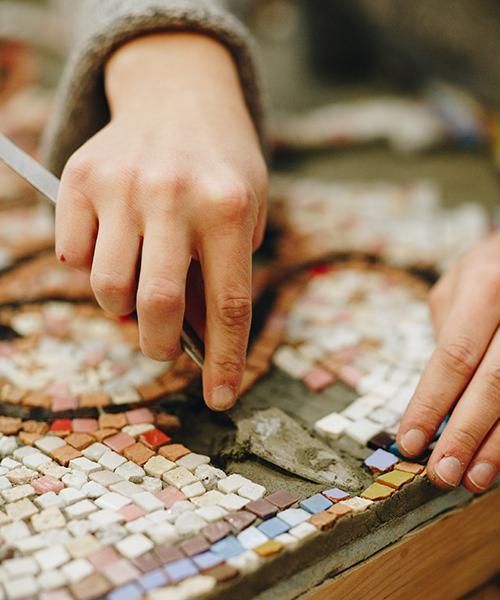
[43,0,264,176]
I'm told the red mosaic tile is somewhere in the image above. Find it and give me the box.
[140,428,171,450]
[50,419,73,434]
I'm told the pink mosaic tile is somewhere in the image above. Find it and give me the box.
[103,432,136,454]
[155,486,186,508]
[72,419,98,433]
[125,408,155,425]
[32,475,64,494]
[118,504,146,523]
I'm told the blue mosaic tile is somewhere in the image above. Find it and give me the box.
[388,441,405,459]
[138,569,168,592]
[322,487,350,502]
[299,493,333,514]
[211,535,245,560]
[364,448,399,472]
[278,508,311,527]
[164,558,198,583]
[192,550,224,571]
[257,517,290,538]
[107,583,143,600]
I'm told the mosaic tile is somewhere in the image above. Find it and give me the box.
[364,448,399,473]
[367,431,395,451]
[322,488,350,503]
[288,522,318,541]
[244,498,278,519]
[396,461,425,475]
[299,493,333,514]
[302,366,335,392]
[191,550,224,571]
[164,558,198,583]
[278,508,311,527]
[265,490,298,510]
[158,444,191,462]
[376,469,416,489]
[340,497,374,512]
[257,517,290,539]
[361,482,395,500]
[224,510,256,533]
[314,412,351,440]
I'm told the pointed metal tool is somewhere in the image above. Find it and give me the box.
[0,132,205,368]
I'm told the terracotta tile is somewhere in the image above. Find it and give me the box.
[65,433,94,451]
[104,431,136,454]
[395,462,425,475]
[154,413,181,432]
[158,443,191,462]
[244,499,278,519]
[376,469,415,489]
[72,419,98,433]
[202,521,232,544]
[51,444,82,466]
[18,431,43,446]
[254,539,284,557]
[125,408,154,425]
[99,413,127,430]
[179,536,210,557]
[203,563,239,583]
[308,510,337,531]
[266,490,299,510]
[123,442,155,466]
[79,393,110,408]
[23,391,51,408]
[361,482,394,500]
[140,428,171,450]
[21,420,49,435]
[0,416,22,435]
[70,573,111,600]
[93,428,117,442]
[327,503,352,518]
[224,510,256,533]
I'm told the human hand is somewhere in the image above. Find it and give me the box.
[55,33,267,411]
[397,230,500,492]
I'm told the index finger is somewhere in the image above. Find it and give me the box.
[200,229,253,411]
[397,282,499,458]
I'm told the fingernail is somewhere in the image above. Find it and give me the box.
[467,462,496,491]
[400,429,427,456]
[210,385,235,411]
[435,456,463,487]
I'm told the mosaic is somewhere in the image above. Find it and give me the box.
[270,176,490,273]
[0,302,198,414]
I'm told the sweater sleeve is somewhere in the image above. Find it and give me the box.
[42,0,265,175]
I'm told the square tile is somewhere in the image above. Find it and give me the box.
[327,503,352,518]
[254,539,284,558]
[179,535,210,557]
[224,510,256,533]
[395,462,425,475]
[299,493,333,514]
[364,448,399,473]
[104,432,136,454]
[322,488,350,503]
[237,526,268,550]
[376,469,416,489]
[244,499,278,519]
[257,517,290,539]
[308,510,338,531]
[192,550,223,571]
[278,508,311,527]
[163,558,198,583]
[158,444,191,462]
[302,367,335,392]
[123,443,155,466]
[202,521,232,544]
[140,428,171,450]
[211,535,245,560]
[361,483,394,500]
[266,490,299,510]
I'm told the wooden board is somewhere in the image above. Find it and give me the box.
[304,488,500,600]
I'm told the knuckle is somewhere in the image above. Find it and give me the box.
[483,364,500,402]
[212,182,252,223]
[91,271,131,301]
[138,282,184,315]
[63,153,94,188]
[445,427,482,456]
[216,295,251,328]
[211,355,245,376]
[438,337,477,378]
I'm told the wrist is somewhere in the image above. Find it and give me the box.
[105,32,246,117]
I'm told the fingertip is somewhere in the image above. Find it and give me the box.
[206,384,237,412]
[398,428,428,458]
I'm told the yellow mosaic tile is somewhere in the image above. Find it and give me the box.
[254,539,284,558]
[360,482,394,500]
[377,469,415,489]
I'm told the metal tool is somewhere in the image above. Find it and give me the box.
[0,132,205,368]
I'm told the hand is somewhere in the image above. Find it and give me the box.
[55,33,267,411]
[397,230,500,492]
